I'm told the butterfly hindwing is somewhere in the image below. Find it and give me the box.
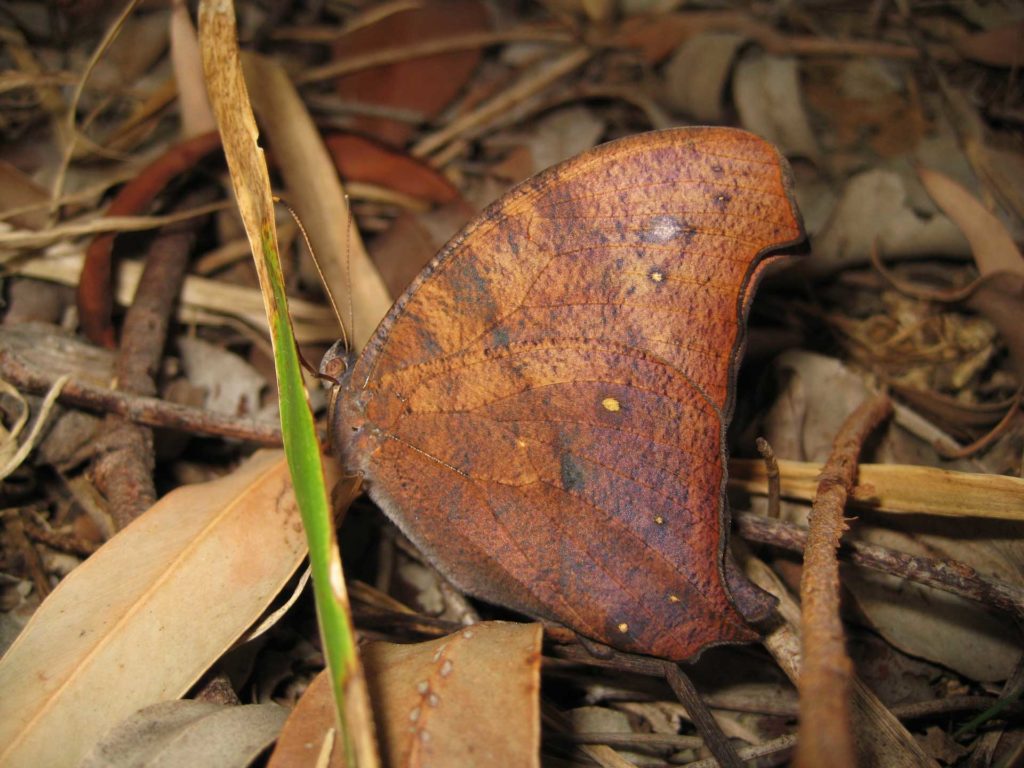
[336,127,804,660]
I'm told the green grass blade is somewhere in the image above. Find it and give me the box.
[198,3,378,765]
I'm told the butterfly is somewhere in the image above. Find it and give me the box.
[325,127,805,660]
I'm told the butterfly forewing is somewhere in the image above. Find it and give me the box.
[337,127,804,661]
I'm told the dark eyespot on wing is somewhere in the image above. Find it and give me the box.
[560,453,586,491]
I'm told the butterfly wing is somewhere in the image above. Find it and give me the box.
[337,127,804,660]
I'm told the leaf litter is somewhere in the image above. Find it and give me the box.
[0,1,1022,766]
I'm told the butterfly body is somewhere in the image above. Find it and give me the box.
[330,127,804,661]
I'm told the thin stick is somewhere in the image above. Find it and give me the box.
[682,733,797,768]
[410,46,591,158]
[93,190,215,528]
[796,393,893,768]
[663,662,744,768]
[295,29,574,85]
[0,352,282,445]
[563,732,703,750]
[548,646,745,765]
[7,515,50,599]
[21,521,99,557]
[933,386,1022,459]
[735,512,1024,620]
[755,437,780,519]
[49,0,143,214]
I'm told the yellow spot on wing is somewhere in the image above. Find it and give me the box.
[650,271,664,282]
[617,622,629,633]
[601,397,620,412]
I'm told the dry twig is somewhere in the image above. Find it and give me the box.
[92,188,215,529]
[735,512,1024,620]
[796,393,894,768]
[0,350,281,445]
[755,436,780,519]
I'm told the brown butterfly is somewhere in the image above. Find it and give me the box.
[325,127,805,661]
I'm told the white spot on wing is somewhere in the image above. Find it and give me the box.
[643,215,685,244]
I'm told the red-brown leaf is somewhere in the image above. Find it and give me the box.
[332,0,490,147]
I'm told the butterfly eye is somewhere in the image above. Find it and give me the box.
[318,339,353,384]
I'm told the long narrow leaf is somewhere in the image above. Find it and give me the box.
[198,3,378,765]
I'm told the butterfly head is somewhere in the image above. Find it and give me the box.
[318,339,354,384]
[319,339,375,477]
[320,338,356,437]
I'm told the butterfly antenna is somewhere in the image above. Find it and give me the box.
[274,197,350,385]
[344,193,355,345]
[276,196,350,354]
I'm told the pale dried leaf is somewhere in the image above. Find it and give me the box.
[365,622,542,766]
[0,451,323,768]
[918,167,1024,279]
[518,106,607,178]
[567,707,653,765]
[0,159,50,230]
[79,700,287,768]
[16,252,338,344]
[964,140,1024,228]
[170,0,217,138]
[78,9,169,93]
[845,563,1021,683]
[0,373,68,480]
[917,168,1024,374]
[269,621,543,768]
[811,169,968,275]
[733,52,820,162]
[177,335,266,417]
[792,178,837,236]
[663,32,745,122]
[965,275,1024,378]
